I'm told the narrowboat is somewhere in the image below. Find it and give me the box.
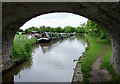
[36,32,51,43]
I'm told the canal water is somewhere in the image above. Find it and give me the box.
[2,35,87,82]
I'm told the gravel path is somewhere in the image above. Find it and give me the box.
[89,45,112,82]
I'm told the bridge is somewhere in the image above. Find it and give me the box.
[1,1,120,77]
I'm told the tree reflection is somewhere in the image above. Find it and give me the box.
[76,34,87,46]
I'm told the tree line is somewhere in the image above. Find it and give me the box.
[18,20,108,39]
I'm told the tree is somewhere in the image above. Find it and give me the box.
[55,27,62,33]
[76,26,85,33]
[63,26,76,33]
[85,20,108,39]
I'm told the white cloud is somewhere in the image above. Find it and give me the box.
[20,12,88,30]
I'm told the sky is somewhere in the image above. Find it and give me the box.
[20,12,88,30]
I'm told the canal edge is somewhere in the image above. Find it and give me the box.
[72,35,89,83]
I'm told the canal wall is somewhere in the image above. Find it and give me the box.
[2,57,27,73]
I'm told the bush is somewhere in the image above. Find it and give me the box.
[13,35,36,60]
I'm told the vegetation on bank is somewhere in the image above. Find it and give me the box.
[13,35,37,60]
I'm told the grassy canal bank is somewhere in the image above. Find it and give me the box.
[13,35,37,60]
[79,34,120,83]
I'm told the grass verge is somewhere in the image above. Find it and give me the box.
[81,34,120,83]
[80,34,111,83]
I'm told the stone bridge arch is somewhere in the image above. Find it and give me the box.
[2,2,120,76]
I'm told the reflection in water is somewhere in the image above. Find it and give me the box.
[37,39,60,54]
[2,34,87,82]
[2,58,32,83]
